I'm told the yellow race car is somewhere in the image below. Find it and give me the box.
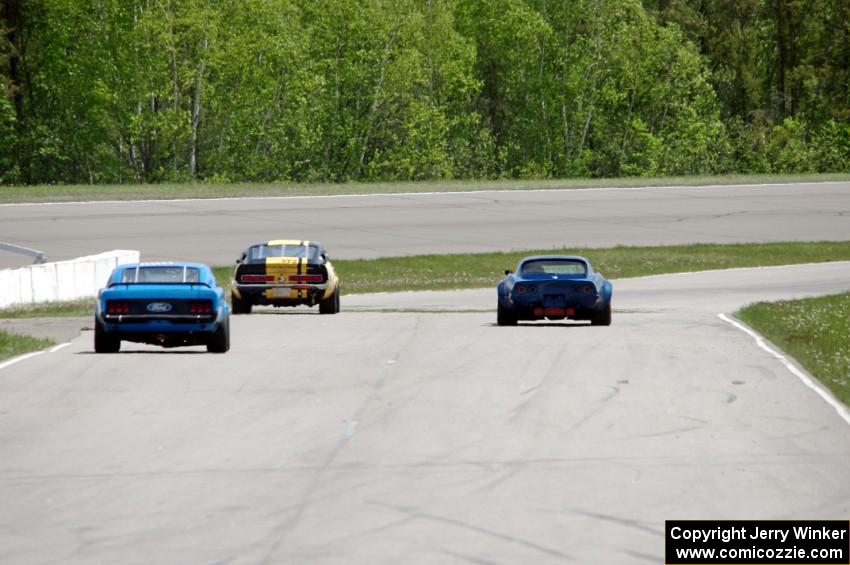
[230,240,340,314]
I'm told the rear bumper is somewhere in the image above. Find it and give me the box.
[101,319,219,334]
[506,295,607,320]
[104,314,215,324]
[234,283,329,306]
[98,309,224,334]
[512,305,598,321]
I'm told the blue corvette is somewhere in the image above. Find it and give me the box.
[95,262,230,353]
[497,255,612,326]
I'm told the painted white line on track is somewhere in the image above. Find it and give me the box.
[1,180,847,207]
[718,313,850,427]
[0,349,47,371]
[0,341,71,372]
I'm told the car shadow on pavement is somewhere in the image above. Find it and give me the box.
[241,310,318,316]
[487,322,594,328]
[76,350,208,355]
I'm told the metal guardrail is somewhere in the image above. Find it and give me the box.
[0,242,47,264]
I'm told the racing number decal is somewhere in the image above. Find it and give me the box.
[264,256,299,299]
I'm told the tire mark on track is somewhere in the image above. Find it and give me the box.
[368,500,574,562]
[508,342,594,421]
[258,316,424,563]
[562,507,663,537]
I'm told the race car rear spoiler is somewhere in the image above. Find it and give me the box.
[109,265,214,287]
[109,282,213,287]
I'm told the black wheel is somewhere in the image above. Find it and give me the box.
[207,317,230,353]
[319,285,340,314]
[591,304,612,326]
[231,292,252,314]
[94,317,120,353]
[497,303,517,326]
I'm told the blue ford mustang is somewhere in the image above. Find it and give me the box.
[95,262,230,353]
[497,255,612,326]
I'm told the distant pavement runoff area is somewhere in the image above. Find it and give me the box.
[1,181,849,268]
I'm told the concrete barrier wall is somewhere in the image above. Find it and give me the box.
[0,250,139,309]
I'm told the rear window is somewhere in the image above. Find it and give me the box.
[121,266,201,283]
[249,244,319,262]
[521,259,587,275]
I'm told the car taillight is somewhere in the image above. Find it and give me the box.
[289,274,323,283]
[242,274,274,283]
[516,286,526,294]
[188,301,213,314]
[106,301,130,314]
[575,285,594,293]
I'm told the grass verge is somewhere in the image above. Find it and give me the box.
[0,299,92,319]
[2,173,849,204]
[228,240,850,295]
[737,293,850,406]
[0,330,54,362]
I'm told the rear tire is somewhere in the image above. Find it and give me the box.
[497,303,517,326]
[319,285,340,314]
[231,292,252,314]
[207,317,230,353]
[94,317,120,353]
[591,304,612,326]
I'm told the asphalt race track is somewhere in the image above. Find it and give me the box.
[1,181,850,268]
[2,263,850,564]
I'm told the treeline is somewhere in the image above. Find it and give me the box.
[0,0,848,185]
